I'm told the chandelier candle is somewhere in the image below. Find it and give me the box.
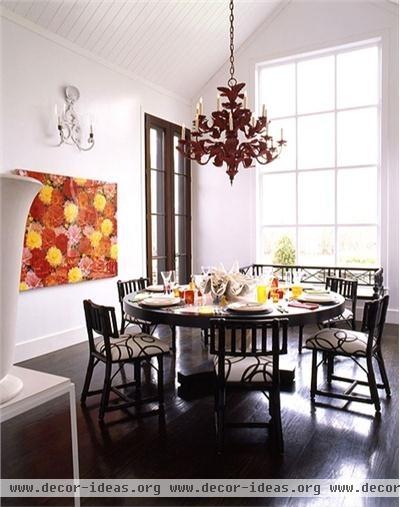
[177,0,286,183]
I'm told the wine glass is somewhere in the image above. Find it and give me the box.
[161,270,172,294]
[194,274,207,306]
[201,265,212,276]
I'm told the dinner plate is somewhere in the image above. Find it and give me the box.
[226,302,273,314]
[298,293,338,304]
[146,284,165,293]
[140,297,181,308]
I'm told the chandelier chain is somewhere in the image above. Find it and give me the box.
[228,0,236,86]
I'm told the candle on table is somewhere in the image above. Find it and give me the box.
[199,97,203,115]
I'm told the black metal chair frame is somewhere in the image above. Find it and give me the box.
[117,277,151,334]
[309,295,391,413]
[210,318,288,454]
[322,276,358,330]
[81,299,166,421]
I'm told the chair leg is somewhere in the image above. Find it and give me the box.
[216,385,225,454]
[134,360,141,401]
[375,349,391,397]
[327,353,334,384]
[81,356,95,404]
[120,362,127,385]
[171,326,176,353]
[310,350,318,403]
[270,390,284,454]
[298,325,304,353]
[366,356,381,413]
[157,356,164,408]
[99,362,112,420]
[120,317,126,335]
[202,328,209,347]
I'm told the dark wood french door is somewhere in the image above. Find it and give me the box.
[144,114,191,285]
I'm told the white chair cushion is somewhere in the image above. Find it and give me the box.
[305,328,373,356]
[214,355,274,384]
[96,333,169,361]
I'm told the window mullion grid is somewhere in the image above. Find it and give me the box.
[295,60,299,263]
[334,52,338,265]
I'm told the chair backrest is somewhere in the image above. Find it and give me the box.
[209,318,288,386]
[83,300,119,356]
[325,276,358,316]
[360,294,390,350]
[117,277,149,316]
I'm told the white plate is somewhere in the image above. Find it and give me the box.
[146,284,165,293]
[227,302,273,314]
[298,293,338,304]
[140,297,181,308]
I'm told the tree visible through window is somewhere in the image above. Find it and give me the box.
[257,41,380,267]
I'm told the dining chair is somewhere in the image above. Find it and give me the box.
[81,299,169,421]
[320,276,358,330]
[209,317,288,454]
[305,294,390,413]
[117,277,150,334]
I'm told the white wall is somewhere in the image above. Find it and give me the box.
[0,15,192,360]
[193,0,399,323]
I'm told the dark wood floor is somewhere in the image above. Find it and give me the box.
[1,323,398,507]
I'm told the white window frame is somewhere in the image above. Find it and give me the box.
[255,38,382,267]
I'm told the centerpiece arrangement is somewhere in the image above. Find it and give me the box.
[203,263,254,303]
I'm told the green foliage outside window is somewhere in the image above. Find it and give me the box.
[273,235,296,265]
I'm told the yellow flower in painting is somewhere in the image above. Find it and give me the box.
[19,282,29,291]
[39,185,53,205]
[68,267,83,283]
[100,218,113,237]
[93,193,106,212]
[64,202,78,223]
[90,230,102,248]
[110,243,118,260]
[74,178,87,186]
[26,230,42,250]
[46,247,63,267]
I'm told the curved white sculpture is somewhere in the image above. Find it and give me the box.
[0,174,42,404]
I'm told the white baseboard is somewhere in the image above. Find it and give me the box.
[15,326,86,363]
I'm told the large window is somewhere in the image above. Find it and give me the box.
[145,114,191,284]
[257,41,380,267]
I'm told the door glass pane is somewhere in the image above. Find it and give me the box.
[298,170,335,225]
[150,127,164,170]
[261,173,296,225]
[151,215,165,256]
[260,228,296,264]
[337,108,378,167]
[337,46,379,109]
[151,258,166,285]
[298,113,335,169]
[268,118,296,171]
[174,174,187,215]
[337,167,377,224]
[151,170,165,214]
[175,216,187,254]
[297,55,334,114]
[298,227,334,266]
[260,63,295,118]
[174,134,186,174]
[337,226,378,266]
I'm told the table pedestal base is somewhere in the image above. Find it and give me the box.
[177,366,295,401]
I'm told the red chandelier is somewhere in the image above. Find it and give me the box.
[177,0,286,184]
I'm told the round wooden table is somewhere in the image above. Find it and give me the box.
[123,293,346,330]
[124,292,346,392]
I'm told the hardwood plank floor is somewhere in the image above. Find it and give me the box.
[1,323,398,506]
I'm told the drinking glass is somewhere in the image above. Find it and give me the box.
[291,272,303,299]
[194,274,207,306]
[201,265,212,276]
[161,270,173,294]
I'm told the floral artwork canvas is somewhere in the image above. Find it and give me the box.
[16,170,118,291]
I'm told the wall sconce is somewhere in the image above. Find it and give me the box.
[56,86,94,152]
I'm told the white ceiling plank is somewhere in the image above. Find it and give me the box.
[36,0,64,28]
[75,1,116,48]
[12,0,35,17]
[1,1,19,13]
[90,0,129,55]
[68,1,103,43]
[82,1,123,52]
[57,0,91,39]
[23,0,50,24]
[47,0,79,34]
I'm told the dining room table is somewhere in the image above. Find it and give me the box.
[123,288,346,395]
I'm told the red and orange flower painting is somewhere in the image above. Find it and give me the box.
[16,170,118,291]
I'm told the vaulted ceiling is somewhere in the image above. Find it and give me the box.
[1,0,283,99]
